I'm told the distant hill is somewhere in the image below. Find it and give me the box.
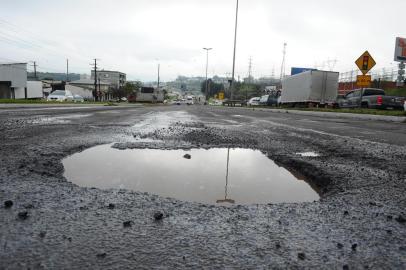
[27,72,81,81]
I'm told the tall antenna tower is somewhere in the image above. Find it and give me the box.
[279,42,287,81]
[271,65,275,79]
[248,56,253,83]
[326,58,338,71]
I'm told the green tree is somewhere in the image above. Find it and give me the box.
[200,79,225,97]
[123,81,142,96]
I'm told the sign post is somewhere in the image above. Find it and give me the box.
[355,51,376,75]
[394,37,406,87]
[354,51,376,88]
[356,75,372,87]
[355,51,376,108]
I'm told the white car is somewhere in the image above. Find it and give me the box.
[186,96,194,105]
[47,90,74,102]
[247,97,260,106]
[404,100,406,111]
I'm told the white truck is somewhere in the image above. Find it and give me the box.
[14,81,43,99]
[280,70,339,106]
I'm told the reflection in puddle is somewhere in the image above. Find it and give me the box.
[63,146,319,205]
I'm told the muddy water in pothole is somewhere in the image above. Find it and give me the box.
[63,145,319,205]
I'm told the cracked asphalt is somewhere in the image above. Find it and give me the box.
[0,104,405,269]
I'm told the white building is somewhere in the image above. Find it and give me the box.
[0,63,27,99]
[91,70,126,89]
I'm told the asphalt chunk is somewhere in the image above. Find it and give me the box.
[4,200,13,208]
[123,221,133,228]
[108,203,115,209]
[17,211,29,220]
[96,252,107,258]
[395,215,406,223]
[154,211,164,221]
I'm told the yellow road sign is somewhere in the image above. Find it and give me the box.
[355,51,376,75]
[218,92,224,100]
[356,75,371,87]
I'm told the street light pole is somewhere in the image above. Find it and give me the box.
[230,0,239,100]
[157,63,160,89]
[203,48,212,102]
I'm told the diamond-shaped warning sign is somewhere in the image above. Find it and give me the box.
[355,51,376,75]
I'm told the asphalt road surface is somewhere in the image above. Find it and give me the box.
[0,104,405,269]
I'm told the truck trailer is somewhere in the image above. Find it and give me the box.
[280,70,339,106]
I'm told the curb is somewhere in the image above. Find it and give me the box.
[228,107,406,123]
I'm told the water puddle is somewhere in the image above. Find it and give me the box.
[296,152,320,157]
[63,146,319,205]
[31,114,92,124]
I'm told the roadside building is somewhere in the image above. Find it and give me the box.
[0,63,27,99]
[136,87,164,103]
[69,78,111,100]
[91,70,126,89]
[65,85,93,100]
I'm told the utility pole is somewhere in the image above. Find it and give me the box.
[30,61,37,80]
[66,59,69,82]
[98,77,101,101]
[279,43,287,81]
[91,59,99,102]
[203,48,212,102]
[157,63,160,89]
[230,0,239,100]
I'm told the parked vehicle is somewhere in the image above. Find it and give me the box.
[73,94,84,103]
[404,100,406,111]
[47,90,74,102]
[281,70,339,106]
[259,95,271,105]
[247,97,260,106]
[338,88,405,110]
[175,99,186,105]
[186,96,194,105]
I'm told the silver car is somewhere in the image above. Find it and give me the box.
[73,95,84,103]
[47,90,74,102]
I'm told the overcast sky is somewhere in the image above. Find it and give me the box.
[0,0,405,81]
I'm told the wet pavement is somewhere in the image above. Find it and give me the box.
[0,105,405,269]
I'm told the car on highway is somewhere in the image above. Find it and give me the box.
[47,90,74,102]
[175,99,186,105]
[186,96,194,105]
[73,94,84,103]
[338,88,405,110]
[247,97,260,106]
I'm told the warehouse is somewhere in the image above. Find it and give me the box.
[0,63,27,99]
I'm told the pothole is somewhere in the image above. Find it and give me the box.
[63,145,320,205]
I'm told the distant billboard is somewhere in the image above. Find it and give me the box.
[394,37,406,62]
[291,67,317,76]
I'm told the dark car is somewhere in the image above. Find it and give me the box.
[338,88,405,110]
[259,91,281,106]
